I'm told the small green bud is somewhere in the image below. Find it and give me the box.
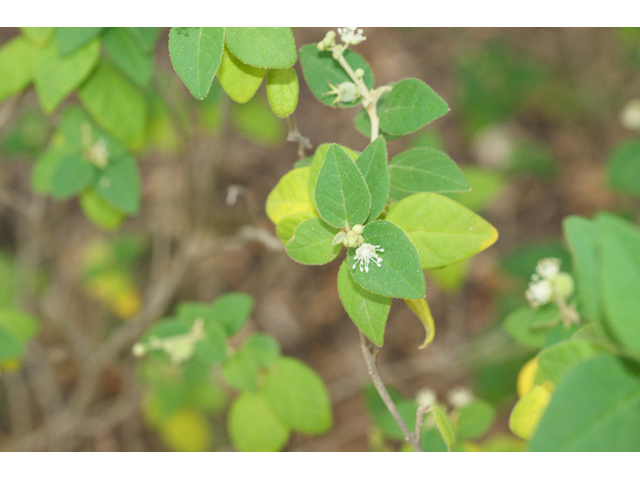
[352,224,364,235]
[354,68,365,78]
[317,41,325,51]
[552,273,575,300]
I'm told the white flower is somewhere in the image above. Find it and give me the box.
[535,258,561,279]
[525,278,553,307]
[416,388,437,408]
[447,387,474,409]
[352,243,384,273]
[338,27,366,46]
[132,318,205,365]
[620,99,640,130]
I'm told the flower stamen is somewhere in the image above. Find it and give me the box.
[352,243,384,273]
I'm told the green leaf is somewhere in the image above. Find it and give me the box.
[126,28,161,54]
[529,354,640,451]
[168,27,224,100]
[20,27,54,46]
[563,216,601,322]
[228,391,290,452]
[275,211,316,244]
[389,147,470,201]
[266,67,298,118]
[503,304,560,349]
[537,339,609,384]
[314,144,371,228]
[194,320,227,365]
[78,61,147,150]
[225,28,296,69]
[285,218,341,265]
[55,27,105,56]
[34,39,100,113]
[0,308,40,342]
[348,220,426,300]
[79,189,125,231]
[103,27,153,87]
[308,143,360,202]
[31,144,67,194]
[210,293,254,337]
[597,213,640,355]
[222,349,259,391]
[606,140,640,197]
[337,259,391,347]
[432,404,457,451]
[0,36,38,103]
[298,44,374,108]
[379,78,449,136]
[94,154,140,214]
[0,326,24,363]
[50,152,96,199]
[264,357,332,434]
[266,166,316,225]
[355,137,389,222]
[386,193,498,269]
[243,333,281,368]
[217,46,265,104]
[456,400,496,440]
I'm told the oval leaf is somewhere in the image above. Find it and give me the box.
[55,27,104,56]
[337,259,391,347]
[217,46,265,104]
[0,36,38,103]
[510,381,554,441]
[379,78,449,136]
[529,354,640,451]
[50,153,96,199]
[348,220,426,300]
[298,44,374,108]
[79,188,125,230]
[228,391,290,452]
[432,404,457,451]
[275,211,316,244]
[314,144,371,228]
[103,27,153,87]
[266,166,316,226]
[169,27,224,100]
[94,154,140,214]
[389,147,470,201]
[264,357,332,434]
[225,27,296,69]
[286,218,341,265]
[266,67,299,118]
[606,140,640,197]
[356,136,389,222]
[386,193,498,269]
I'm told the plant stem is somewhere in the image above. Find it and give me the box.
[359,332,423,452]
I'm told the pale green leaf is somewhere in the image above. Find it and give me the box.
[228,391,290,452]
[266,67,298,118]
[79,188,125,231]
[103,27,153,87]
[386,193,498,269]
[537,339,609,384]
[0,308,40,342]
[432,404,457,451]
[285,218,341,265]
[217,46,265,104]
[34,39,100,113]
[20,27,54,46]
[265,166,316,225]
[55,27,105,56]
[0,36,38,103]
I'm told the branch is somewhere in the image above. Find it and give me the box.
[359,332,422,452]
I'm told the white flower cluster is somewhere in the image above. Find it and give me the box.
[447,386,474,409]
[525,258,565,307]
[338,27,366,46]
[352,243,384,273]
[132,318,205,365]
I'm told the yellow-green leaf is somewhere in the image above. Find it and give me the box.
[509,381,554,440]
[217,46,265,104]
[0,36,38,103]
[266,167,316,225]
[404,297,435,348]
[266,67,298,118]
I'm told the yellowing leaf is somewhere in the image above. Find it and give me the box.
[404,297,435,348]
[266,167,316,225]
[266,67,299,118]
[509,381,554,440]
[517,357,539,398]
[217,46,265,104]
[159,409,211,452]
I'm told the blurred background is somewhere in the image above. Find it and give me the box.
[1,27,639,451]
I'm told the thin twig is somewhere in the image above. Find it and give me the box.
[286,115,312,160]
[358,332,422,452]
